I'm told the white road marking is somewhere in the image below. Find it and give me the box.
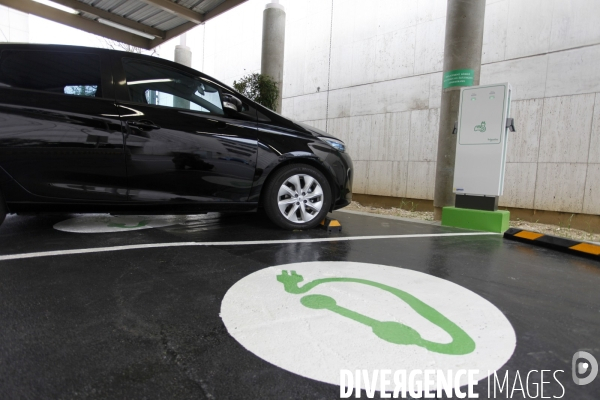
[0,232,499,261]
[221,262,516,391]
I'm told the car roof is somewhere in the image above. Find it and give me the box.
[0,43,213,82]
[0,43,305,132]
[0,43,113,54]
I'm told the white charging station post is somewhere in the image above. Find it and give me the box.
[441,83,515,233]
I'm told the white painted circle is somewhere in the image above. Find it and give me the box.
[53,214,191,233]
[221,261,516,390]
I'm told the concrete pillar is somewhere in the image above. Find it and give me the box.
[174,33,192,68]
[433,0,486,220]
[261,0,286,112]
[174,33,192,109]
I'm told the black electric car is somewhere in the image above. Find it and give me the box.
[0,44,352,230]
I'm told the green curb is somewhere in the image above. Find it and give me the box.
[442,207,510,233]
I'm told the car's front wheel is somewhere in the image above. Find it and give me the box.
[263,164,332,230]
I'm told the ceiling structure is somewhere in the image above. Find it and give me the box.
[0,0,247,49]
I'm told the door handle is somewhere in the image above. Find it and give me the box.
[126,120,160,130]
[213,120,227,129]
[207,118,227,129]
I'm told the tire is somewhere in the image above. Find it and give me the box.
[0,190,6,227]
[263,164,332,230]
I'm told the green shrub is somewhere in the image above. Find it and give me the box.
[233,73,279,111]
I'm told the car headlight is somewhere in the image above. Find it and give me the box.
[318,137,346,153]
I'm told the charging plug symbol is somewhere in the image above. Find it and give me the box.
[277,270,476,356]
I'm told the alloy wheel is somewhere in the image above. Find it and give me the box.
[277,174,324,223]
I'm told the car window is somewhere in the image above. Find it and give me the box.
[144,90,216,113]
[64,85,98,97]
[122,58,224,115]
[0,50,102,97]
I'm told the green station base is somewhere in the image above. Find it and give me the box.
[441,207,510,233]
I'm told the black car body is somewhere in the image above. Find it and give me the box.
[0,44,352,229]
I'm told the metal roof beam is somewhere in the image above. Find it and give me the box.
[0,0,152,49]
[202,0,246,22]
[149,0,247,47]
[137,0,204,24]
[149,20,195,47]
[1,0,248,50]
[49,0,166,39]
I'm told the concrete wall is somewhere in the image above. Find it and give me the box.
[0,6,29,44]
[159,1,600,215]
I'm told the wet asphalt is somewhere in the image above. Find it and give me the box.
[0,210,598,399]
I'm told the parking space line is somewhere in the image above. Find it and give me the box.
[0,232,499,262]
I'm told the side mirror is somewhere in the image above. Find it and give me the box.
[222,93,242,112]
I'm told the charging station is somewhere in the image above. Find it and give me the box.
[442,83,515,233]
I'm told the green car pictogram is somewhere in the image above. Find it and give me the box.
[277,270,476,355]
[474,121,486,132]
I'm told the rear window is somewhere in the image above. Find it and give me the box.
[0,50,102,97]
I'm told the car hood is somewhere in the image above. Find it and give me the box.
[293,120,340,141]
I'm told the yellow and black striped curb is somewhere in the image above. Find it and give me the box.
[504,228,600,261]
[320,217,342,233]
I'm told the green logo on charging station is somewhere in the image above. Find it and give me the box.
[474,121,486,132]
[277,270,476,355]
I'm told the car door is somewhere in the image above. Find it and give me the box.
[0,46,127,202]
[112,55,258,203]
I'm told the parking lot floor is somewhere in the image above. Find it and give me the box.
[0,210,598,399]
